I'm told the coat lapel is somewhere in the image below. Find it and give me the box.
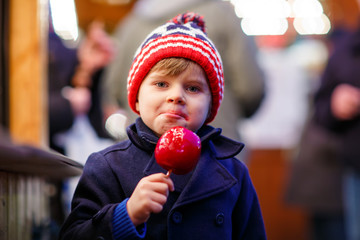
[172,149,238,209]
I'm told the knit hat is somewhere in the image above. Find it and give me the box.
[127,12,224,123]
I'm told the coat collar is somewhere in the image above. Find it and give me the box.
[127,118,244,157]
[127,118,244,206]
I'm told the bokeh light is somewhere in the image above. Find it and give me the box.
[49,0,79,41]
[226,0,331,35]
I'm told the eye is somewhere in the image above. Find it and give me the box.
[187,85,200,93]
[155,81,168,88]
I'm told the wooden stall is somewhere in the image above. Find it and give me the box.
[0,137,83,240]
[1,0,83,239]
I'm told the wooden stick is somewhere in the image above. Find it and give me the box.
[165,169,172,178]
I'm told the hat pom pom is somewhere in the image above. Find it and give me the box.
[170,12,206,34]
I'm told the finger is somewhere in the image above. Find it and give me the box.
[135,179,168,199]
[148,173,175,192]
[161,174,175,192]
[147,200,164,214]
[132,191,166,214]
[149,191,168,206]
[143,181,171,196]
[138,174,174,197]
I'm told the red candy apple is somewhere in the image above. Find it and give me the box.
[155,126,201,175]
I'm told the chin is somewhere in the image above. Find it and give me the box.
[159,122,186,135]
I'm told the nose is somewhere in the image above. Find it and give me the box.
[166,86,185,104]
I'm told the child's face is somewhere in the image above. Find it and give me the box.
[136,62,211,137]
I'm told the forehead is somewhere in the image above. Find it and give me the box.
[182,61,207,79]
[151,60,207,82]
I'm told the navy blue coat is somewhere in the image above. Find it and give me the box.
[59,118,266,239]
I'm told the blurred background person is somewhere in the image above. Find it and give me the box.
[285,30,350,240]
[47,18,115,236]
[313,14,360,240]
[101,0,266,162]
[49,20,115,156]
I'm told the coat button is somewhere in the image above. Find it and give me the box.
[172,211,183,224]
[215,213,225,226]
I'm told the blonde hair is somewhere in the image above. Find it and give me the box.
[149,58,198,77]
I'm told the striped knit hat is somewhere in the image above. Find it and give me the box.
[127,12,224,123]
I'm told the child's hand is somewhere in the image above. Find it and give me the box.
[126,173,174,226]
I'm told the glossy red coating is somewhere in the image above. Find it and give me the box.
[155,126,201,175]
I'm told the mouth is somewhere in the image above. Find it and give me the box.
[162,110,188,120]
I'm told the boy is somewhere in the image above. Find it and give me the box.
[59,13,266,240]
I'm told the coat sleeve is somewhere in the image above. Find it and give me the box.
[313,54,341,130]
[58,152,143,240]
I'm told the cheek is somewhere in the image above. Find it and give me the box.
[135,101,139,112]
[198,96,212,117]
[136,87,144,112]
[193,99,211,121]
[207,101,212,117]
